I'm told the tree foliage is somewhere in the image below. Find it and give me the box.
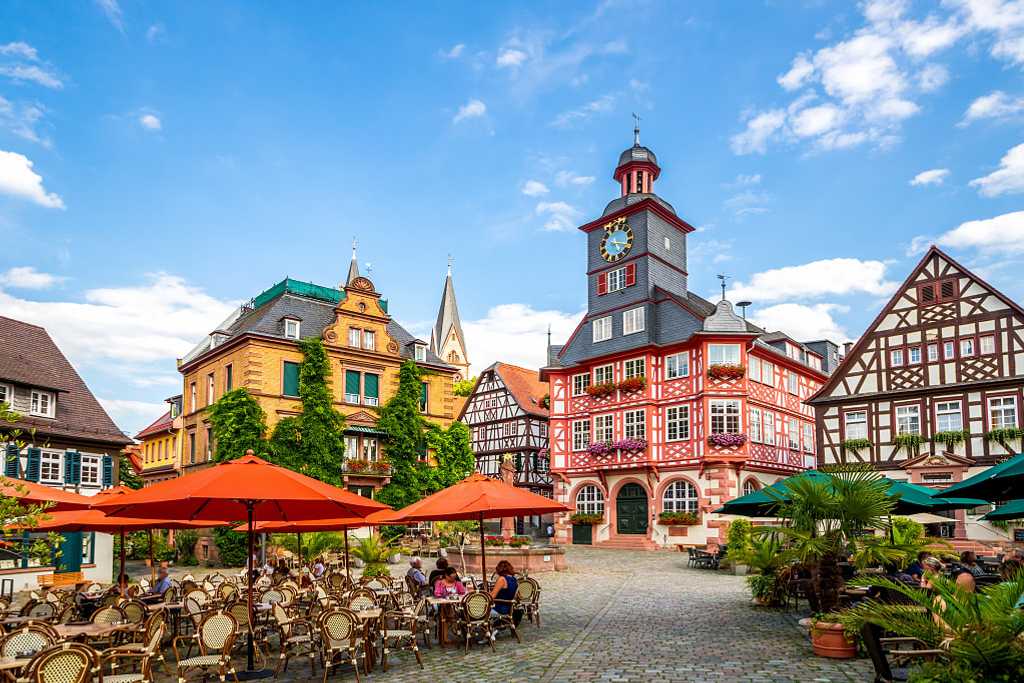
[208,388,268,462]
[0,404,60,560]
[453,377,477,397]
[272,531,348,560]
[268,338,347,485]
[118,453,143,490]
[212,526,249,567]
[427,421,475,491]
[377,361,430,510]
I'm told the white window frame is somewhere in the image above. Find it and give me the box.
[572,373,590,396]
[348,328,361,348]
[0,383,10,406]
[943,341,955,359]
[896,405,921,435]
[787,417,800,450]
[710,400,741,434]
[414,343,427,362]
[624,358,645,379]
[748,357,761,384]
[763,412,775,445]
[207,373,215,406]
[39,449,62,483]
[363,330,375,351]
[908,346,921,364]
[30,390,55,418]
[927,344,939,362]
[592,316,612,343]
[890,349,904,367]
[622,307,645,335]
[624,409,645,440]
[761,361,774,386]
[989,396,1018,430]
[606,266,627,293]
[743,479,759,496]
[662,480,698,514]
[593,364,613,385]
[284,318,300,340]
[572,419,591,451]
[708,344,741,366]
[960,338,975,357]
[934,400,963,432]
[802,423,814,452]
[666,352,689,379]
[749,408,762,443]
[593,414,614,443]
[80,454,100,487]
[666,405,689,442]
[980,335,995,355]
[362,438,378,462]
[787,371,798,395]
[844,410,867,440]
[575,485,604,515]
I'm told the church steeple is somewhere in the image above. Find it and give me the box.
[613,115,661,197]
[346,238,360,287]
[430,257,470,380]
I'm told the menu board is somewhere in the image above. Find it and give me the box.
[1014,529,1024,542]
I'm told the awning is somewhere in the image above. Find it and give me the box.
[346,425,387,437]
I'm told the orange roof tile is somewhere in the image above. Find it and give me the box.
[495,362,548,417]
[135,410,173,440]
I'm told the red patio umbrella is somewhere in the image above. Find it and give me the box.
[91,451,389,677]
[388,473,569,588]
[0,478,92,511]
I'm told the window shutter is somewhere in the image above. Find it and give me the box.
[64,451,80,485]
[102,455,113,487]
[597,272,607,295]
[420,382,428,412]
[940,279,956,300]
[920,284,935,304]
[4,444,19,478]
[364,373,379,400]
[25,448,40,482]
[625,263,636,287]
[282,362,300,397]
[344,370,361,396]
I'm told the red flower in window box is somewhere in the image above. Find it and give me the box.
[585,382,616,398]
[371,460,391,473]
[707,433,747,448]
[616,377,647,393]
[346,459,368,472]
[707,364,745,381]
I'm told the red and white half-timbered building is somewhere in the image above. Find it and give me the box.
[809,246,1024,542]
[542,130,832,549]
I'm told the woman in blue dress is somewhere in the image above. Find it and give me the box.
[489,560,518,618]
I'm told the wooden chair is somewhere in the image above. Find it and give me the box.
[379,602,423,671]
[0,623,57,658]
[23,642,98,683]
[317,608,363,683]
[271,602,316,677]
[174,612,239,683]
[517,577,541,627]
[100,620,165,683]
[456,591,494,653]
[218,582,238,604]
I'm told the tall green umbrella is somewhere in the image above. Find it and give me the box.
[884,480,986,514]
[934,452,1024,502]
[981,499,1024,521]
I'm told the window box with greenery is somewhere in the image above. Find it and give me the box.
[708,364,745,381]
[985,426,1023,451]
[893,433,924,454]
[707,433,747,448]
[657,511,698,525]
[585,382,616,398]
[616,377,646,393]
[840,438,872,452]
[569,513,603,525]
[931,429,970,449]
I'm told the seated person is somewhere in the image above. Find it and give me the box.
[311,558,326,579]
[276,558,292,581]
[959,550,986,577]
[488,560,519,621]
[999,558,1022,581]
[906,551,929,582]
[428,557,449,589]
[148,567,172,597]
[919,556,944,589]
[434,567,467,598]
[406,557,428,592]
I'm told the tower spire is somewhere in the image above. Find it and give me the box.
[345,237,360,286]
[632,112,641,146]
[430,258,470,379]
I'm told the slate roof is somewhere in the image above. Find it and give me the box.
[602,193,676,217]
[430,271,466,359]
[135,409,173,440]
[494,363,548,418]
[0,316,130,446]
[617,143,658,168]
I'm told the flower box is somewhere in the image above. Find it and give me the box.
[707,433,747,448]
[587,442,613,457]
[611,438,647,452]
[585,383,617,398]
[616,377,647,393]
[371,460,391,473]
[346,459,368,472]
[657,511,698,525]
[569,513,603,526]
[708,364,745,381]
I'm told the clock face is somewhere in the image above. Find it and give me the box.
[599,219,633,262]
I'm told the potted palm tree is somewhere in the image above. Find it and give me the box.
[761,465,895,659]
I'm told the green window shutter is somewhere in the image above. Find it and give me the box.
[283,362,300,397]
[101,455,113,487]
[420,382,428,412]
[226,365,233,392]
[25,448,40,482]
[364,373,379,400]
[64,451,80,485]
[4,444,19,478]
[345,370,361,397]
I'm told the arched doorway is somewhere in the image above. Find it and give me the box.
[616,483,649,535]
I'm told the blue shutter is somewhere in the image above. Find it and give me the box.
[64,451,81,485]
[25,448,40,482]
[4,444,19,478]
[101,455,113,487]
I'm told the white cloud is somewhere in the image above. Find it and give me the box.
[791,104,845,137]
[554,170,595,187]
[730,109,786,155]
[778,54,814,91]
[751,303,851,342]
[146,23,165,43]
[934,210,1024,254]
[95,0,124,32]
[969,143,1024,197]
[0,64,63,89]
[0,150,64,209]
[496,48,528,68]
[729,174,762,186]
[961,90,1024,125]
[0,97,49,147]
[0,42,38,60]
[729,258,897,303]
[910,168,950,186]
[723,190,772,218]
[0,266,65,289]
[917,63,949,91]
[99,397,167,430]
[441,43,465,59]
[550,94,615,128]
[535,201,582,231]
[521,179,549,197]
[452,99,486,124]
[461,303,583,375]
[139,113,161,130]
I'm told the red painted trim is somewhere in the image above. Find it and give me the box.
[587,251,689,278]
[613,160,661,182]
[577,197,696,235]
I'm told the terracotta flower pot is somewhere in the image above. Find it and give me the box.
[810,621,856,659]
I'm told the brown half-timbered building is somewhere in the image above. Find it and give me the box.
[808,246,1024,541]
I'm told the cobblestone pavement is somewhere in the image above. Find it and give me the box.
[261,546,870,683]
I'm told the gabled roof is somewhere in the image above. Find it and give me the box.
[0,316,130,446]
[430,270,466,359]
[135,409,173,440]
[493,363,548,417]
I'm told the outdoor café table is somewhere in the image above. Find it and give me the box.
[427,596,463,647]
[146,601,184,637]
[54,622,134,642]
[0,616,39,628]
[351,608,382,673]
[0,656,31,683]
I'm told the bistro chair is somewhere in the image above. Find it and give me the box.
[270,602,316,677]
[90,604,128,649]
[317,608,363,683]
[55,604,78,624]
[346,588,376,612]
[218,582,238,604]
[0,623,58,659]
[224,601,266,667]
[860,623,946,682]
[174,611,239,683]
[121,599,148,626]
[457,591,495,653]
[327,573,347,593]
[173,596,209,658]
[517,577,542,628]
[490,594,522,644]
[19,601,56,622]
[261,588,284,606]
[23,642,98,683]
[379,602,423,672]
[100,620,166,683]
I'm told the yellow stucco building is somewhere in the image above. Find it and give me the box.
[174,251,466,497]
[135,394,182,486]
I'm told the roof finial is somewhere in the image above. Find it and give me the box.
[717,273,730,302]
[447,254,453,277]
[351,237,357,260]
[547,324,552,348]
[632,112,641,146]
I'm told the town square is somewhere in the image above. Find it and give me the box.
[1,2,1024,682]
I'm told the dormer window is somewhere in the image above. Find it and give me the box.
[30,390,55,418]
[284,318,301,340]
[414,343,427,362]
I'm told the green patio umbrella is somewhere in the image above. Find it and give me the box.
[934,452,1024,502]
[884,480,986,515]
[981,499,1024,521]
[713,470,830,517]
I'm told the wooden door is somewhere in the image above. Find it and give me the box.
[616,484,649,535]
[571,524,592,545]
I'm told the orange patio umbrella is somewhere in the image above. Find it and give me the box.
[92,451,389,676]
[0,478,93,511]
[388,473,570,588]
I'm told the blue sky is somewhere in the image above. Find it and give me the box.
[1,0,1023,436]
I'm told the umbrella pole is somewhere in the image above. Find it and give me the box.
[296,532,302,579]
[246,502,256,673]
[148,529,155,584]
[479,511,487,592]
[119,529,126,592]
[343,527,351,582]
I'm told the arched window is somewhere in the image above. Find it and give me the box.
[663,480,698,514]
[743,479,760,496]
[575,485,605,515]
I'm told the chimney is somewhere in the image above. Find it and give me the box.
[843,342,853,357]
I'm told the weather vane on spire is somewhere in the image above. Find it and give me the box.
[351,237,357,260]
[632,112,641,145]
[717,273,730,301]
[447,253,453,276]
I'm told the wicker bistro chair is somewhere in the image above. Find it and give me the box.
[326,573,347,593]
[457,592,495,653]
[90,604,128,650]
[490,593,522,644]
[100,620,166,683]
[103,611,169,677]
[217,583,238,605]
[517,577,541,628]
[174,612,240,683]
[317,608,363,683]
[379,603,423,672]
[23,642,99,683]
[346,588,377,611]
[270,602,317,677]
[173,595,210,659]
[121,599,148,626]
[224,601,266,667]
[0,623,58,659]
[19,601,56,622]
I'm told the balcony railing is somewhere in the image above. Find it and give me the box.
[341,459,391,476]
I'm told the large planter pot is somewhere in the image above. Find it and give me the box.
[387,553,401,565]
[810,621,857,659]
[733,564,749,577]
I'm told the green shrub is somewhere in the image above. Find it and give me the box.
[360,563,390,578]
[212,526,249,567]
[724,518,753,565]
[569,513,602,525]
[174,530,199,565]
